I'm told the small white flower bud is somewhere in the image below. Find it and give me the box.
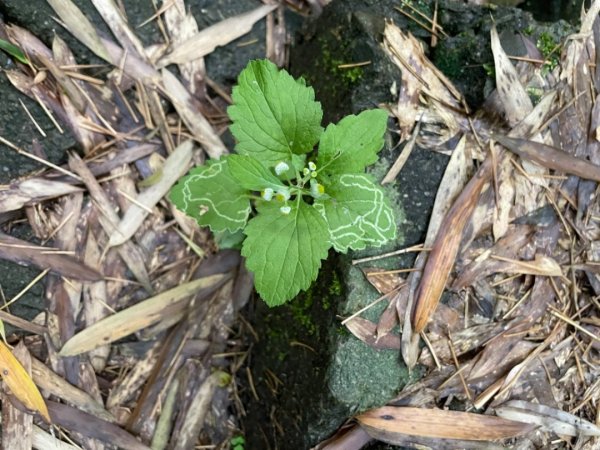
[280,205,291,215]
[308,161,317,171]
[310,179,325,198]
[274,161,290,176]
[261,188,274,201]
[275,188,291,202]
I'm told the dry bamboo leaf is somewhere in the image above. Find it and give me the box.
[345,317,401,350]
[383,21,462,139]
[0,341,50,423]
[363,268,403,295]
[0,232,102,281]
[157,4,277,67]
[108,140,193,247]
[579,0,600,35]
[357,406,535,442]
[106,341,161,409]
[2,342,33,450]
[59,273,229,356]
[30,357,114,422]
[492,153,514,240]
[493,133,600,182]
[266,6,287,67]
[510,90,557,137]
[0,178,82,213]
[412,154,491,333]
[33,425,80,449]
[83,232,110,371]
[163,0,206,95]
[47,0,159,85]
[419,322,509,366]
[381,121,419,184]
[47,401,150,450]
[161,69,227,158]
[496,400,600,437]
[68,153,152,291]
[425,135,470,242]
[172,371,225,450]
[91,0,148,58]
[492,254,563,277]
[40,47,86,113]
[312,424,372,450]
[150,377,179,450]
[100,36,160,83]
[490,25,533,126]
[453,225,534,290]
[46,0,110,61]
[5,24,52,60]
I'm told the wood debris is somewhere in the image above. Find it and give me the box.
[0,0,271,447]
[324,3,600,449]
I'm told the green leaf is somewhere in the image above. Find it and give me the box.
[317,109,388,175]
[215,229,245,250]
[0,39,29,64]
[242,199,331,306]
[169,159,250,233]
[228,154,286,191]
[314,174,396,252]
[228,59,323,164]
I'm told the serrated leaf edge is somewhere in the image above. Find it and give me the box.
[178,161,251,231]
[241,199,331,306]
[315,174,396,252]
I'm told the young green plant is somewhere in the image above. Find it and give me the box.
[170,59,396,306]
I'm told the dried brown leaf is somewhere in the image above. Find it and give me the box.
[0,341,50,423]
[31,357,114,422]
[0,179,82,213]
[157,4,277,67]
[2,342,34,450]
[491,254,563,277]
[163,0,206,95]
[0,232,102,281]
[496,400,600,437]
[108,140,193,247]
[345,317,401,350]
[47,401,150,450]
[357,406,535,441]
[161,69,227,158]
[490,25,532,126]
[91,0,148,58]
[383,21,462,139]
[59,273,229,356]
[46,0,110,60]
[412,154,490,333]
[493,133,600,182]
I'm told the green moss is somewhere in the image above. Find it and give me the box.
[537,31,560,72]
[318,36,364,89]
[434,31,481,80]
[328,270,342,298]
[289,291,318,336]
[526,86,543,105]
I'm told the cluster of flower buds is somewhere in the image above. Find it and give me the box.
[259,161,326,214]
[303,161,318,178]
[261,165,292,212]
